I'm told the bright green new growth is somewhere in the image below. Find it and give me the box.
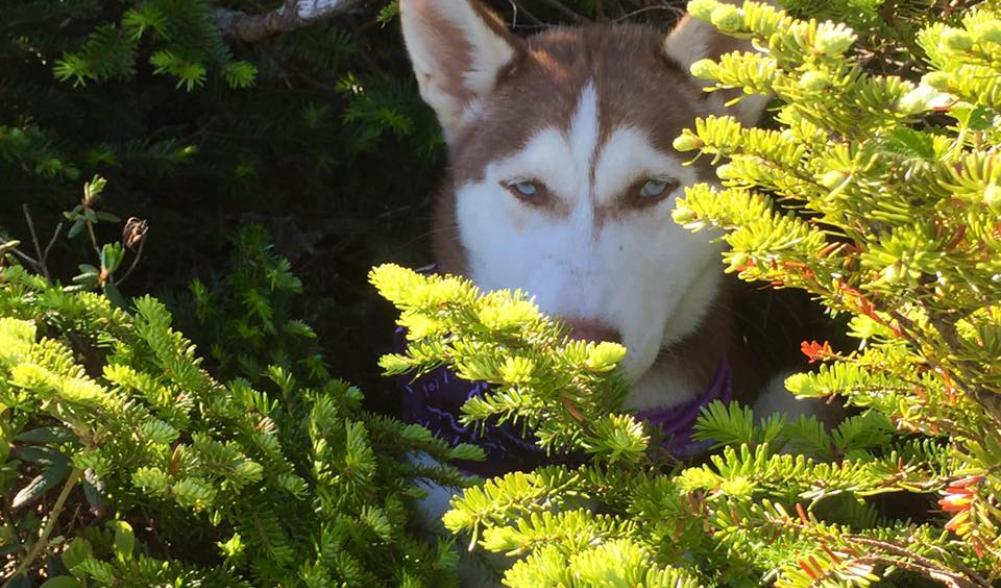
[370,264,644,463]
[669,0,1001,576]
[375,1,1001,586]
[0,234,470,586]
[375,266,993,586]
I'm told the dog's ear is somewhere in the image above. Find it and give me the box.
[663,2,770,125]
[400,0,522,143]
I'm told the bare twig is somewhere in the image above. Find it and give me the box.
[508,0,545,27]
[848,536,991,588]
[85,220,101,257]
[11,205,63,279]
[3,468,83,587]
[115,237,146,287]
[4,246,39,268]
[536,0,589,23]
[613,5,682,22]
[217,0,367,42]
[43,222,64,264]
[22,204,49,280]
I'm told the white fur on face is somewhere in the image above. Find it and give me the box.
[455,82,725,409]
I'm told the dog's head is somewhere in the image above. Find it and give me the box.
[401,0,766,385]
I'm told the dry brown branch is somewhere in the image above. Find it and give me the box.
[217,0,367,42]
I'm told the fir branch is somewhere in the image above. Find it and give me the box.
[847,535,992,588]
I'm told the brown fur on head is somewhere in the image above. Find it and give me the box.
[401,0,765,275]
[429,23,722,274]
[400,0,765,140]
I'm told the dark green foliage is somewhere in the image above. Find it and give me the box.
[184,224,320,383]
[0,0,446,394]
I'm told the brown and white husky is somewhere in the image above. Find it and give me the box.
[400,0,777,412]
[398,0,811,578]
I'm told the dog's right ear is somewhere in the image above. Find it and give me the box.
[663,1,772,125]
[400,0,522,143]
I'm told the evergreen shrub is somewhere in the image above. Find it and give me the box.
[0,227,474,586]
[3,0,1001,586]
[375,0,1001,585]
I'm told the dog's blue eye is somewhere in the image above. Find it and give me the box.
[514,182,537,196]
[505,181,539,198]
[640,179,669,198]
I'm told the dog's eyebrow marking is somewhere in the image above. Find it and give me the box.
[594,126,669,205]
[567,81,600,202]
[590,126,698,229]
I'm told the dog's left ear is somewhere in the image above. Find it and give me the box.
[663,2,770,125]
[400,0,523,143]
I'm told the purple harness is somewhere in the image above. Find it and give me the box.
[398,328,733,476]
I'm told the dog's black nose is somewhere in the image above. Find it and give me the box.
[565,318,621,344]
